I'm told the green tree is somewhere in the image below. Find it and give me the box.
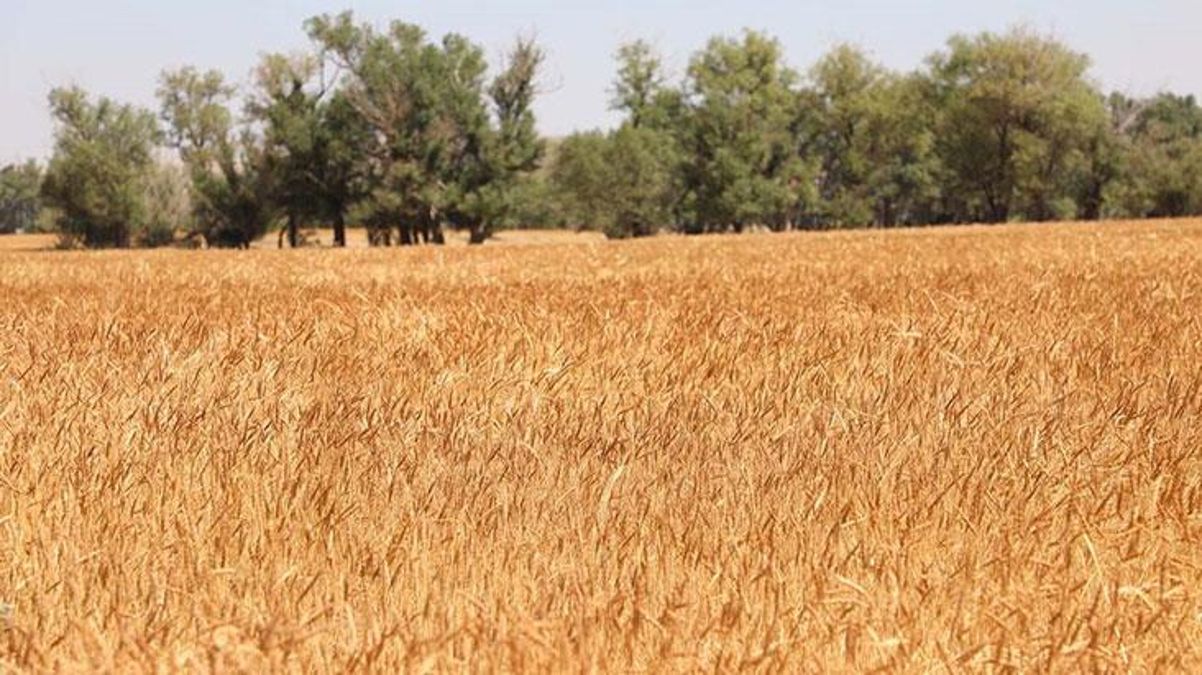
[1123,94,1202,217]
[0,161,43,234]
[550,40,685,238]
[158,67,277,248]
[800,45,883,226]
[316,93,373,244]
[250,54,323,248]
[1074,92,1138,220]
[682,31,809,232]
[549,126,679,239]
[611,40,675,130]
[40,87,162,248]
[927,27,1107,223]
[308,13,479,245]
[550,131,611,230]
[250,53,370,247]
[612,40,688,230]
[860,75,943,226]
[308,13,545,245]
[799,45,939,227]
[504,172,564,230]
[460,38,546,244]
[141,162,194,247]
[601,125,679,238]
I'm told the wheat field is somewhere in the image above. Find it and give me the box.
[1,220,1201,672]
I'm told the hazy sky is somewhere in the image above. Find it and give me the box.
[3,0,1200,162]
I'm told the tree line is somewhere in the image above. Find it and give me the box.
[3,15,1202,247]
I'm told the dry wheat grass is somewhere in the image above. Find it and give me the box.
[1,220,1201,671]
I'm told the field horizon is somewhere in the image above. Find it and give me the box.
[4,217,1200,253]
[2,218,1201,671]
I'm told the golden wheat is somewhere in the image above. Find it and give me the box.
[1,220,1201,672]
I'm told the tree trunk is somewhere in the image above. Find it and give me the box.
[333,213,346,247]
[287,213,300,248]
[993,203,1010,223]
[367,224,390,246]
[468,224,487,245]
[879,199,897,228]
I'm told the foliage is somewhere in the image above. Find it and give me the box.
[799,46,940,227]
[139,162,194,247]
[459,38,547,243]
[610,40,673,130]
[0,161,43,234]
[550,127,678,238]
[249,54,371,247]
[40,87,162,248]
[23,22,1202,247]
[549,131,611,230]
[1120,94,1202,217]
[680,31,808,232]
[158,67,277,248]
[305,13,544,246]
[926,27,1108,223]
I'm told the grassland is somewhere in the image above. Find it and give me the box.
[1,220,1201,671]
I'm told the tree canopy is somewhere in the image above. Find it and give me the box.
[0,161,44,234]
[40,87,162,248]
[17,19,1202,248]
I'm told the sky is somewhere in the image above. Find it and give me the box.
[2,0,1200,163]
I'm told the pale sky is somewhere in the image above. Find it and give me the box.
[3,0,1200,163]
